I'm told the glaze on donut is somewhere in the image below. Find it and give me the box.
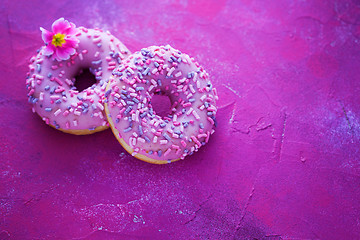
[105,45,218,164]
[26,20,130,135]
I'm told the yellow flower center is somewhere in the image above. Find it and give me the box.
[51,33,66,47]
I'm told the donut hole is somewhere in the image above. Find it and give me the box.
[74,68,97,92]
[150,93,172,118]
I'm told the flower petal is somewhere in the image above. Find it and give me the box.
[63,22,79,36]
[64,37,79,48]
[55,46,75,61]
[42,45,55,56]
[40,27,53,43]
[52,17,70,34]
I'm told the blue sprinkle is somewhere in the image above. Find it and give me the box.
[179,134,183,138]
[124,106,132,115]
[92,104,97,109]
[174,130,181,135]
[115,118,120,123]
[47,73,52,78]
[105,89,111,98]
[89,127,96,130]
[163,133,171,141]
[124,127,132,133]
[113,71,123,76]
[36,64,41,73]
[154,62,159,68]
[114,97,119,102]
[92,59,102,65]
[199,123,204,129]
[55,99,61,104]
[132,98,139,103]
[142,67,150,75]
[126,101,135,105]
[170,56,177,62]
[207,112,213,116]
[138,125,143,135]
[183,122,189,128]
[149,52,155,58]
[97,43,102,47]
[157,79,162,86]
[187,72,194,79]
[184,149,189,153]
[121,90,128,94]
[140,112,147,118]
[50,86,56,94]
[83,103,89,108]
[189,98,195,102]
[177,57,182,63]
[149,150,153,155]
[136,87,144,91]
[157,150,162,157]
[182,109,186,114]
[77,96,83,100]
[83,108,89,114]
[160,122,166,128]
[55,124,60,129]
[144,136,150,142]
[120,94,127,100]
[137,72,143,79]
[204,102,209,108]
[32,98,38,104]
[45,107,52,112]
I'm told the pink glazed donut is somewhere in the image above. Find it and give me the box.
[26,18,130,135]
[105,45,218,164]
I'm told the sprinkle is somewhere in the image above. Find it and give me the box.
[54,109,62,116]
[36,64,41,73]
[136,87,144,91]
[124,127,132,133]
[186,108,193,115]
[157,150,162,157]
[181,140,187,148]
[175,71,182,77]
[142,67,150,75]
[163,132,171,141]
[160,140,168,145]
[92,59,102,65]
[96,102,104,110]
[153,136,158,143]
[167,67,175,77]
[45,107,52,112]
[192,110,200,120]
[164,148,172,157]
[73,120,78,126]
[207,117,215,125]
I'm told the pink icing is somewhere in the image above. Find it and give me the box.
[26,27,130,132]
[106,45,218,161]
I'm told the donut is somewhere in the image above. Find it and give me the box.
[105,45,218,164]
[26,18,130,135]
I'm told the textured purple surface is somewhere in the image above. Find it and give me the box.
[1,0,360,239]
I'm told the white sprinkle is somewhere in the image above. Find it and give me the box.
[78,53,83,61]
[192,110,200,120]
[167,67,175,77]
[175,71,182,77]
[153,136,158,143]
[97,102,104,110]
[73,120,78,126]
[54,109,61,116]
[186,108,193,115]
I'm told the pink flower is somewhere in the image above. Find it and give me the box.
[40,18,80,61]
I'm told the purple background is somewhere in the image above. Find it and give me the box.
[1,0,360,239]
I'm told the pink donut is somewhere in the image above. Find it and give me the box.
[26,18,130,135]
[105,45,218,164]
